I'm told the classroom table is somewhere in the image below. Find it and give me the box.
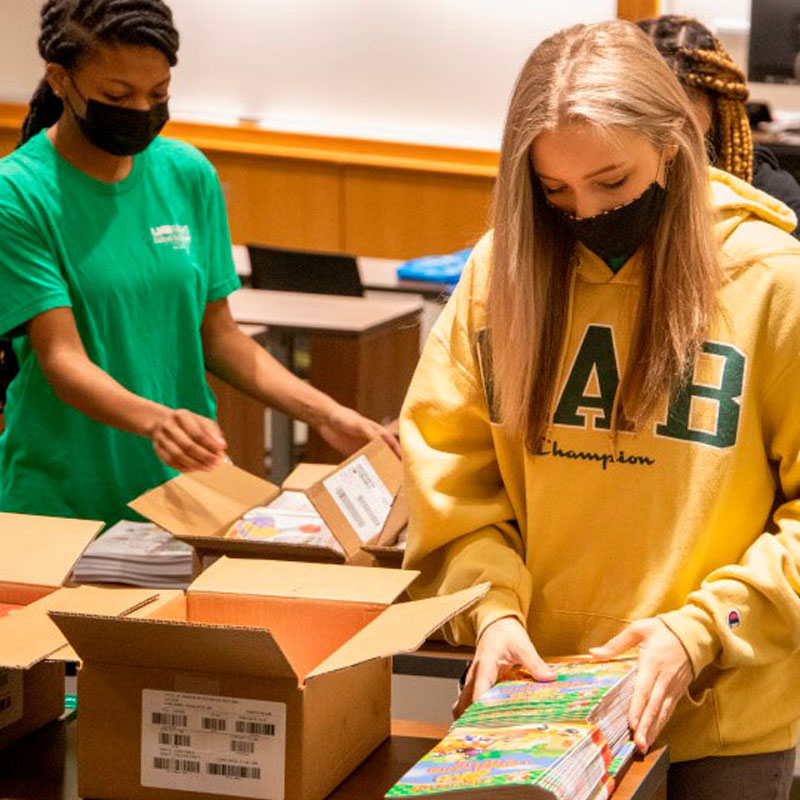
[227,288,423,479]
[0,714,669,800]
[232,245,454,301]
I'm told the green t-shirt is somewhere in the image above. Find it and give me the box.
[0,131,240,525]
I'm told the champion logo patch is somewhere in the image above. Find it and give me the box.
[728,610,741,629]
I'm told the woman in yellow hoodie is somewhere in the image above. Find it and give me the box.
[401,20,800,799]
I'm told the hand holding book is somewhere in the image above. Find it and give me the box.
[590,617,692,753]
[454,617,556,719]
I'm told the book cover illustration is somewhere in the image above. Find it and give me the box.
[386,722,607,796]
[386,658,637,800]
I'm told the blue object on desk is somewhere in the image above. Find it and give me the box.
[397,248,472,286]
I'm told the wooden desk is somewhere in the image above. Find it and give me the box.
[228,289,422,478]
[207,323,270,478]
[0,716,668,800]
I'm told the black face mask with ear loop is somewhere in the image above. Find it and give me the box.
[65,78,169,157]
[550,180,668,263]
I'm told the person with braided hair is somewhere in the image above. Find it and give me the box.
[0,0,400,526]
[639,14,800,239]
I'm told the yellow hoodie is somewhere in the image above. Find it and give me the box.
[400,168,800,762]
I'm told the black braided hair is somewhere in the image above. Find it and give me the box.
[638,15,753,182]
[19,0,179,147]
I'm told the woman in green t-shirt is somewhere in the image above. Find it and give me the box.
[0,0,400,525]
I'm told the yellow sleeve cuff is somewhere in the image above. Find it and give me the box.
[471,587,527,642]
[659,605,721,678]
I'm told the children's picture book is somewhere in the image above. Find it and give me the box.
[386,657,638,800]
[224,490,344,553]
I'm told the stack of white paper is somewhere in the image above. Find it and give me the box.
[73,521,194,589]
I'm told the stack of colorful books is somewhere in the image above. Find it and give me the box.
[386,657,638,799]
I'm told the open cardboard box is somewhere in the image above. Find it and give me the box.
[0,512,167,749]
[129,438,408,568]
[50,557,487,800]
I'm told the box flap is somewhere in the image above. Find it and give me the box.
[306,583,489,678]
[0,586,160,670]
[189,556,418,605]
[49,589,186,663]
[128,463,280,539]
[0,513,103,588]
[49,613,297,679]
[174,534,346,564]
[281,463,337,491]
[307,438,403,558]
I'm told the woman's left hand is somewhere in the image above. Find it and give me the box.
[316,404,402,459]
[589,618,693,753]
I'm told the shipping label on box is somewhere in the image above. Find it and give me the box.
[141,690,286,799]
[322,455,394,543]
[0,669,23,731]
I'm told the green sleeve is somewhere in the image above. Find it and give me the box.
[0,204,72,337]
[202,168,241,303]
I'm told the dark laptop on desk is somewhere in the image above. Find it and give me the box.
[246,244,364,297]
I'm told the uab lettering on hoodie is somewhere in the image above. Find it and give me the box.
[550,324,746,451]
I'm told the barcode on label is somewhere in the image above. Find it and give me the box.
[231,740,255,754]
[202,717,227,732]
[235,721,275,736]
[153,757,200,774]
[207,763,262,779]
[355,495,380,526]
[158,732,191,747]
[151,712,188,727]
[334,487,365,528]
[0,697,11,713]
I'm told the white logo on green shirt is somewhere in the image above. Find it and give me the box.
[151,224,191,251]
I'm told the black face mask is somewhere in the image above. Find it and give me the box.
[66,80,169,157]
[552,180,667,263]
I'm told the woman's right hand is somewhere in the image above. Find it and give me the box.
[148,408,228,472]
[453,616,556,719]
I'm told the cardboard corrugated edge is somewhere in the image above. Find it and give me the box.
[0,586,161,670]
[188,556,419,606]
[281,463,338,491]
[306,583,490,679]
[49,612,297,679]
[51,589,186,664]
[306,438,404,558]
[0,513,103,589]
[127,463,280,540]
[174,534,346,563]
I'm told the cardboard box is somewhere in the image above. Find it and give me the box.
[51,557,487,800]
[129,438,408,567]
[0,512,166,749]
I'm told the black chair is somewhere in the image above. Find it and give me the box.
[246,244,364,297]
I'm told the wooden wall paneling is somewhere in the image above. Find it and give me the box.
[204,150,344,251]
[617,0,659,21]
[342,166,494,259]
[0,129,18,158]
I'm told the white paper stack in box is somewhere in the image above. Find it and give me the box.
[73,521,195,589]
[0,512,171,750]
[128,438,407,567]
[49,557,489,800]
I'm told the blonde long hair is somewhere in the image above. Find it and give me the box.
[487,20,721,451]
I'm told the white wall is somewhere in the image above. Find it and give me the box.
[0,0,614,149]
[3,1,797,142]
